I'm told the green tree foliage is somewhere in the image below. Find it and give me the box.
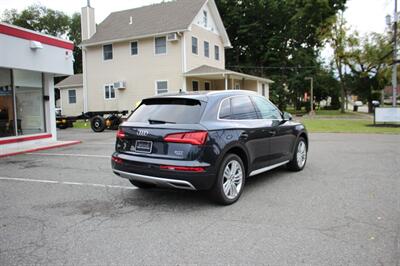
[1,5,82,73]
[216,0,347,109]
[344,32,391,112]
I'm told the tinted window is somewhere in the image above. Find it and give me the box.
[252,96,281,120]
[129,98,205,124]
[219,96,258,120]
[219,98,231,119]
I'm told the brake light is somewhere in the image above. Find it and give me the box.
[112,156,123,164]
[160,165,205,172]
[164,131,208,145]
[116,129,125,139]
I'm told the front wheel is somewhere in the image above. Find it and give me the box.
[210,154,245,205]
[287,137,307,171]
[91,116,106,132]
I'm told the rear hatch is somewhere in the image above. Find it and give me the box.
[116,97,208,161]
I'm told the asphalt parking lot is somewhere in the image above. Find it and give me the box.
[0,129,399,265]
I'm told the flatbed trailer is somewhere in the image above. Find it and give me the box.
[56,110,130,132]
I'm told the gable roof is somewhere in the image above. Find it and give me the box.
[81,0,231,47]
[55,74,83,88]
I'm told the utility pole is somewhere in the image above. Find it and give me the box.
[393,0,398,107]
[305,77,314,115]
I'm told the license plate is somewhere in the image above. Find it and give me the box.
[134,140,153,153]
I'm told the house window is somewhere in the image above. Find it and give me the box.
[204,41,209,58]
[156,81,168,94]
[155,37,167,55]
[203,10,208,27]
[103,44,113,60]
[192,36,198,55]
[205,82,211,91]
[192,81,199,91]
[104,84,115,99]
[131,41,138,55]
[235,83,241,90]
[68,89,76,104]
[215,45,220,60]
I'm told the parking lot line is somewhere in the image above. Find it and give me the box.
[0,176,137,190]
[25,152,111,158]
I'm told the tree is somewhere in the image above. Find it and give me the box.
[344,32,391,112]
[215,0,347,109]
[328,11,348,113]
[1,5,82,73]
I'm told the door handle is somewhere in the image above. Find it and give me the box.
[268,130,277,136]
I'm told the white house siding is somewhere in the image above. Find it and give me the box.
[60,87,84,116]
[85,36,183,112]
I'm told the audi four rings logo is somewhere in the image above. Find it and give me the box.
[137,130,149,136]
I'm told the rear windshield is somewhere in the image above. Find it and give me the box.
[128,98,206,124]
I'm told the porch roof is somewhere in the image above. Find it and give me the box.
[184,65,274,84]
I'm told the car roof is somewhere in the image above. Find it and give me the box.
[145,90,259,102]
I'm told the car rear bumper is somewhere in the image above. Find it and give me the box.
[113,169,197,190]
[111,152,216,190]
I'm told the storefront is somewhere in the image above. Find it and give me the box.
[0,23,74,156]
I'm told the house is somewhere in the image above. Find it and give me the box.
[80,0,273,113]
[0,22,75,156]
[55,74,84,116]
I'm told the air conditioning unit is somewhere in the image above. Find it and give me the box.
[167,32,179,42]
[114,81,126,90]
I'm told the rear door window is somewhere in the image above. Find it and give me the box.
[219,96,258,120]
[128,98,205,124]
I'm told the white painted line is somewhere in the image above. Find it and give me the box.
[0,176,137,190]
[25,152,111,158]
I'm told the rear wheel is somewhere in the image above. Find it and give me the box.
[210,154,245,205]
[287,137,307,171]
[91,116,106,132]
[129,180,154,189]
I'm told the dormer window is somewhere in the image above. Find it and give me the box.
[203,10,208,27]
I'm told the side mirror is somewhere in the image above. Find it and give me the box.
[283,112,293,121]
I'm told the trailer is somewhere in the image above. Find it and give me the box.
[56,110,130,132]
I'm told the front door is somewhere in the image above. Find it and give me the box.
[251,96,294,166]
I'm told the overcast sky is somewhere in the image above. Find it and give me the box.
[0,0,395,60]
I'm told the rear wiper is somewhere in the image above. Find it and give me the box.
[148,119,176,124]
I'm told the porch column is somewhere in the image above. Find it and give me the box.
[224,74,228,90]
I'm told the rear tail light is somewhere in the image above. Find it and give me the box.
[160,165,205,172]
[116,128,125,139]
[112,156,123,164]
[164,131,208,145]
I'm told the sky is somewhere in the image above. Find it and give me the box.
[0,0,395,60]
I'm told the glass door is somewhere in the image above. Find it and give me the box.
[0,68,15,138]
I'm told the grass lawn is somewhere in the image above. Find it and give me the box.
[302,119,400,134]
[73,120,90,129]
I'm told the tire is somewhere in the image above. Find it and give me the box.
[129,179,154,189]
[287,137,308,171]
[57,123,68,129]
[210,154,245,205]
[91,116,106,132]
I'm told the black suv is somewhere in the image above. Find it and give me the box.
[112,90,308,204]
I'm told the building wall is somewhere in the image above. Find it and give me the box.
[0,34,73,76]
[185,24,225,71]
[60,87,84,116]
[85,36,183,112]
